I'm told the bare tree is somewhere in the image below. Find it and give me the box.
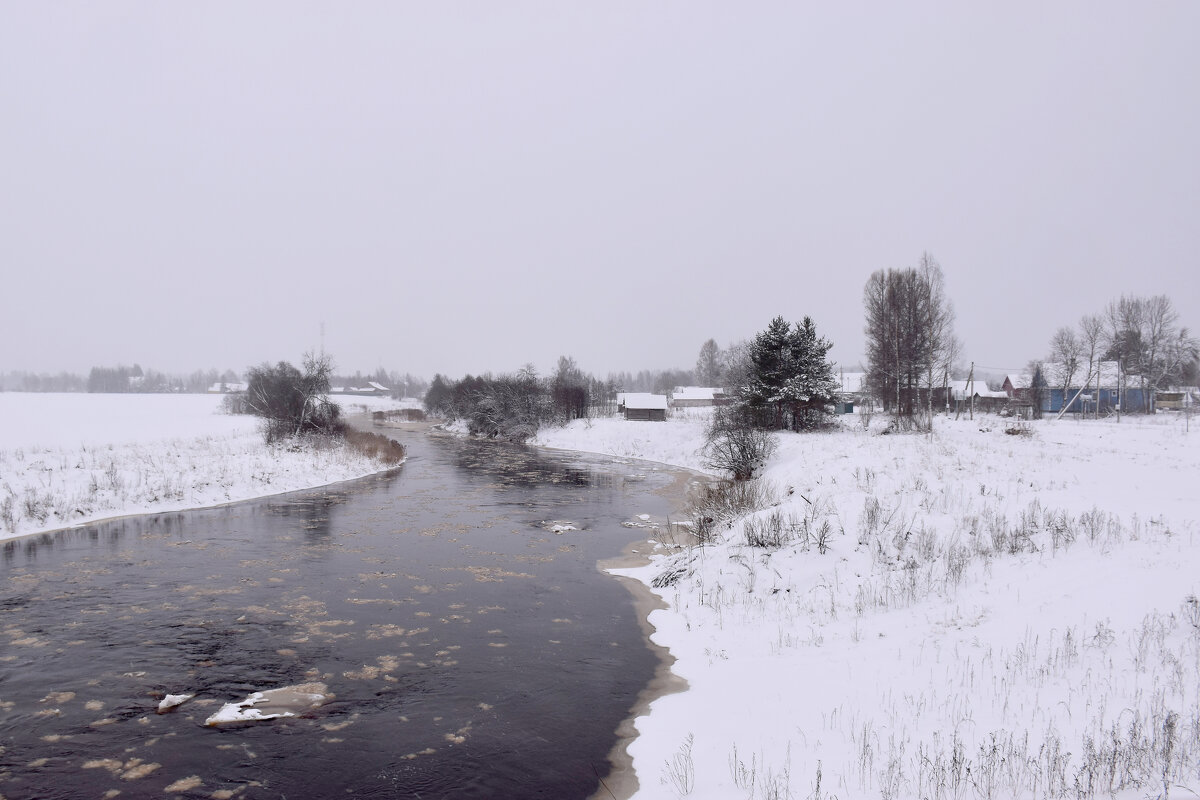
[937,333,963,413]
[552,355,588,421]
[1160,325,1200,391]
[864,254,958,426]
[1142,295,1187,412]
[864,269,915,417]
[1048,326,1083,405]
[1077,314,1106,418]
[695,339,722,387]
[1104,295,1147,415]
[918,254,957,426]
[1101,295,1196,414]
[720,340,752,394]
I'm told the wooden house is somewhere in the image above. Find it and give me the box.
[1012,362,1149,414]
[670,387,727,408]
[622,393,669,421]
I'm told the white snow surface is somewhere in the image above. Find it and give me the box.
[531,408,717,473]
[0,393,406,541]
[539,410,1200,799]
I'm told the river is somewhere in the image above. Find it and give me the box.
[0,427,681,799]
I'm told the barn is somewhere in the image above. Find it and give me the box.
[670,387,726,408]
[622,393,669,421]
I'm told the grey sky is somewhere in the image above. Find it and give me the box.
[2,3,1197,382]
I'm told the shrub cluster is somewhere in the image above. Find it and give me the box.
[243,355,342,443]
[343,429,406,465]
[702,406,777,481]
[423,369,600,441]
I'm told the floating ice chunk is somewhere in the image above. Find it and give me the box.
[204,682,332,726]
[637,514,650,521]
[542,520,579,534]
[156,693,194,714]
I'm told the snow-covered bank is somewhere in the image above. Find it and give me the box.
[0,393,407,542]
[538,411,1200,799]
[531,409,718,474]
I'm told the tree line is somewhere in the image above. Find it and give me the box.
[85,365,247,394]
[0,366,243,394]
[330,369,429,400]
[2,365,433,399]
[423,357,605,440]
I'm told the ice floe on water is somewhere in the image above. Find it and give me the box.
[156,693,194,714]
[621,513,662,530]
[204,682,332,726]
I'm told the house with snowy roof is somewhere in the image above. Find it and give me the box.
[331,381,391,397]
[1009,362,1148,414]
[621,393,669,421]
[670,386,728,408]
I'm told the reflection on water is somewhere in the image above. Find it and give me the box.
[0,431,674,799]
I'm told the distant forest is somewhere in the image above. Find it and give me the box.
[0,360,707,399]
[1,365,242,394]
[0,365,431,398]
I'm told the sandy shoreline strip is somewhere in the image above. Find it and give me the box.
[590,465,701,800]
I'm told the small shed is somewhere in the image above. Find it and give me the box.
[622,393,669,421]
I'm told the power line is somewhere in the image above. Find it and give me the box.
[971,364,1027,373]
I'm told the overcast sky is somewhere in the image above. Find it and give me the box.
[2,3,1197,382]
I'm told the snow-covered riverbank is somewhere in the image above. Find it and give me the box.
[537,410,1200,800]
[0,393,408,542]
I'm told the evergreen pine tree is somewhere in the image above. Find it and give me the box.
[782,316,838,430]
[743,316,794,428]
[740,316,838,430]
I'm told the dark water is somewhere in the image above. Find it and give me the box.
[0,429,676,799]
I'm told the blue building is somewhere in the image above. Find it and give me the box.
[1045,386,1147,415]
[1032,361,1148,415]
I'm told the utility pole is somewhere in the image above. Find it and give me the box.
[967,361,975,421]
[1116,357,1122,423]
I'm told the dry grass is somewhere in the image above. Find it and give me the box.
[342,428,406,465]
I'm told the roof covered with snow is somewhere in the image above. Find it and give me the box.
[622,392,669,410]
[1040,361,1126,390]
[672,386,723,401]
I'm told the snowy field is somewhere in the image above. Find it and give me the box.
[0,393,406,542]
[537,410,1200,800]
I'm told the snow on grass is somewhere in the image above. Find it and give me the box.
[0,393,407,541]
[531,408,717,473]
[538,410,1200,799]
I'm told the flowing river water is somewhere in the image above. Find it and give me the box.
[0,427,684,799]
